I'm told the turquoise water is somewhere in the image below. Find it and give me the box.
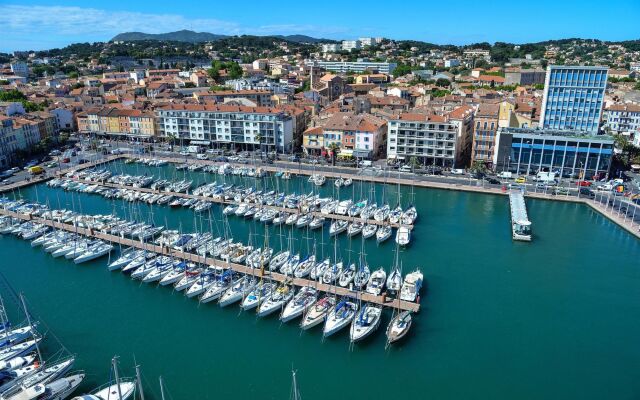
[0,161,639,399]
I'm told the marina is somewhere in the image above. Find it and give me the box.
[0,156,640,399]
[0,157,638,399]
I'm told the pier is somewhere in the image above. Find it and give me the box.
[509,189,532,241]
[61,177,413,230]
[0,208,421,313]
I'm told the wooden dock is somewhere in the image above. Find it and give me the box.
[0,208,421,313]
[62,177,413,230]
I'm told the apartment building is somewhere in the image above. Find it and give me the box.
[387,108,473,168]
[341,40,361,52]
[603,104,640,135]
[321,44,341,53]
[539,65,608,133]
[77,107,156,138]
[155,104,294,153]
[0,116,41,167]
[311,61,397,75]
[471,104,500,166]
[193,90,274,107]
[302,112,387,159]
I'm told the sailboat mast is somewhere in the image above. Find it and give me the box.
[113,356,124,400]
[135,364,145,400]
[19,293,42,362]
[159,376,166,400]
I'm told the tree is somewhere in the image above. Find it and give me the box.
[435,78,451,87]
[409,156,419,170]
[207,68,220,80]
[327,143,339,166]
[470,160,488,174]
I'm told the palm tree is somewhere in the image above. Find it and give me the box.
[255,133,263,158]
[327,142,339,166]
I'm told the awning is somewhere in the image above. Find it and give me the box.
[190,140,210,145]
[338,149,353,156]
[352,149,371,157]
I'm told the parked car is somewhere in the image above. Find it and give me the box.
[554,187,570,195]
[576,180,592,187]
[484,177,500,185]
[515,176,527,184]
[579,187,595,197]
[497,171,513,179]
[61,157,70,163]
[451,168,465,175]
[49,150,61,156]
[196,154,208,160]
[398,165,412,173]
[78,159,89,164]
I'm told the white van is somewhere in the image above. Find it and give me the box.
[359,160,372,168]
[534,172,557,183]
[398,165,412,173]
[497,171,513,179]
[451,168,465,175]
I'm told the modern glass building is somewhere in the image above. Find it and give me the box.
[493,128,614,179]
[540,65,608,133]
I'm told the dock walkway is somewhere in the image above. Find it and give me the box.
[0,208,420,313]
[509,189,532,241]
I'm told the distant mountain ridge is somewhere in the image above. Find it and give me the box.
[111,30,333,43]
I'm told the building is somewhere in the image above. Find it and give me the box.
[444,59,460,68]
[155,104,294,153]
[0,116,41,167]
[10,62,29,77]
[321,44,341,53]
[312,61,397,75]
[303,112,387,159]
[386,108,473,168]
[493,127,614,179]
[539,65,608,133]
[194,90,274,107]
[341,40,361,52]
[603,104,640,135]
[103,71,131,80]
[504,68,546,86]
[463,49,491,62]
[311,74,346,102]
[77,108,155,138]
[358,37,383,47]
[146,69,180,79]
[630,62,640,73]
[471,104,500,166]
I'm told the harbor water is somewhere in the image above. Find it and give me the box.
[0,160,639,399]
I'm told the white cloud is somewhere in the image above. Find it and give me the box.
[1,5,348,46]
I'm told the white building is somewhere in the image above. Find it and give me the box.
[386,109,473,167]
[10,62,28,77]
[358,37,383,47]
[444,59,461,68]
[310,60,397,75]
[603,104,640,136]
[321,44,342,53]
[341,40,361,52]
[51,108,74,131]
[155,104,294,152]
[463,49,491,62]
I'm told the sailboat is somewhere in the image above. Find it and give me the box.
[280,287,317,323]
[70,357,136,400]
[349,303,382,342]
[300,296,336,330]
[323,300,358,337]
[386,311,413,345]
[257,285,293,317]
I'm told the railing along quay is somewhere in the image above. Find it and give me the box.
[0,208,421,313]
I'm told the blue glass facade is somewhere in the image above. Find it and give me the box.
[540,66,608,133]
[494,128,614,180]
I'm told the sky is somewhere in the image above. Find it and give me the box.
[2,0,640,52]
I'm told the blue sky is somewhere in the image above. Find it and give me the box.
[3,0,640,52]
